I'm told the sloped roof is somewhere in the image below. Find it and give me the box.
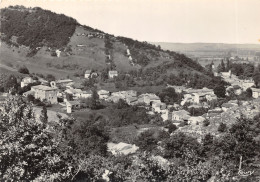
[109,70,118,74]
[85,70,92,74]
[31,85,57,91]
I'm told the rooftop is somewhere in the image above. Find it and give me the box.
[109,70,118,74]
[67,100,80,106]
[85,70,91,74]
[172,110,190,116]
[31,85,57,91]
[251,88,260,92]
[56,79,73,84]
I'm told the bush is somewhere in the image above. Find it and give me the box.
[203,119,210,127]
[18,66,29,74]
[218,122,227,132]
[168,123,178,133]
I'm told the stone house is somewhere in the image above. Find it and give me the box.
[31,85,58,104]
[172,110,190,122]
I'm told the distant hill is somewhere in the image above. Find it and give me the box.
[0,6,217,89]
[153,42,260,58]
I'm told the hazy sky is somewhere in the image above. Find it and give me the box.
[2,0,260,44]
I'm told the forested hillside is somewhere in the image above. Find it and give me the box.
[0,6,223,89]
[0,6,77,50]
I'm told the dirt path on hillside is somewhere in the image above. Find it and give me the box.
[0,63,17,72]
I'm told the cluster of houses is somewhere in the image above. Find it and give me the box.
[19,66,260,126]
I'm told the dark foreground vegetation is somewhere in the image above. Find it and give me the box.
[0,96,259,181]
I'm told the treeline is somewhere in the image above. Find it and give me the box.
[125,66,228,89]
[1,6,77,54]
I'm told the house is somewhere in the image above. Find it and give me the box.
[66,100,81,113]
[140,93,161,105]
[152,102,167,113]
[126,96,138,105]
[56,50,61,57]
[252,88,260,98]
[23,90,35,97]
[31,85,58,104]
[38,78,49,86]
[85,70,92,79]
[21,77,35,88]
[65,88,92,99]
[188,116,205,125]
[108,71,118,78]
[161,110,170,121]
[106,95,121,103]
[172,110,190,122]
[221,103,236,112]
[126,49,131,56]
[98,90,110,99]
[221,70,232,78]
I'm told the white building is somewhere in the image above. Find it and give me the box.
[21,77,35,88]
[188,116,205,125]
[65,88,92,99]
[85,70,92,79]
[252,88,260,98]
[56,50,61,57]
[108,71,118,78]
[172,110,190,122]
[98,90,110,99]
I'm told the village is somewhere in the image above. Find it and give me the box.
[4,66,258,136]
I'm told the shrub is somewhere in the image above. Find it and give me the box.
[218,122,227,132]
[18,66,29,74]
[168,123,178,133]
[203,119,210,127]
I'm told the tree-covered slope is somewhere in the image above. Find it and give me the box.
[0,5,215,86]
[0,6,77,50]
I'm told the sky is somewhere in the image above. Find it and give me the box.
[1,0,260,44]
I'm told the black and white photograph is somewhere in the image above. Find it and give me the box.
[0,0,260,181]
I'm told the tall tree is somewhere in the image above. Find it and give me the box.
[5,75,19,94]
[0,96,70,181]
[217,60,226,73]
[253,65,260,87]
[214,84,226,98]
[90,88,100,109]
[40,105,48,125]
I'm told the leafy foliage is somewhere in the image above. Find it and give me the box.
[1,6,77,55]
[0,96,70,181]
